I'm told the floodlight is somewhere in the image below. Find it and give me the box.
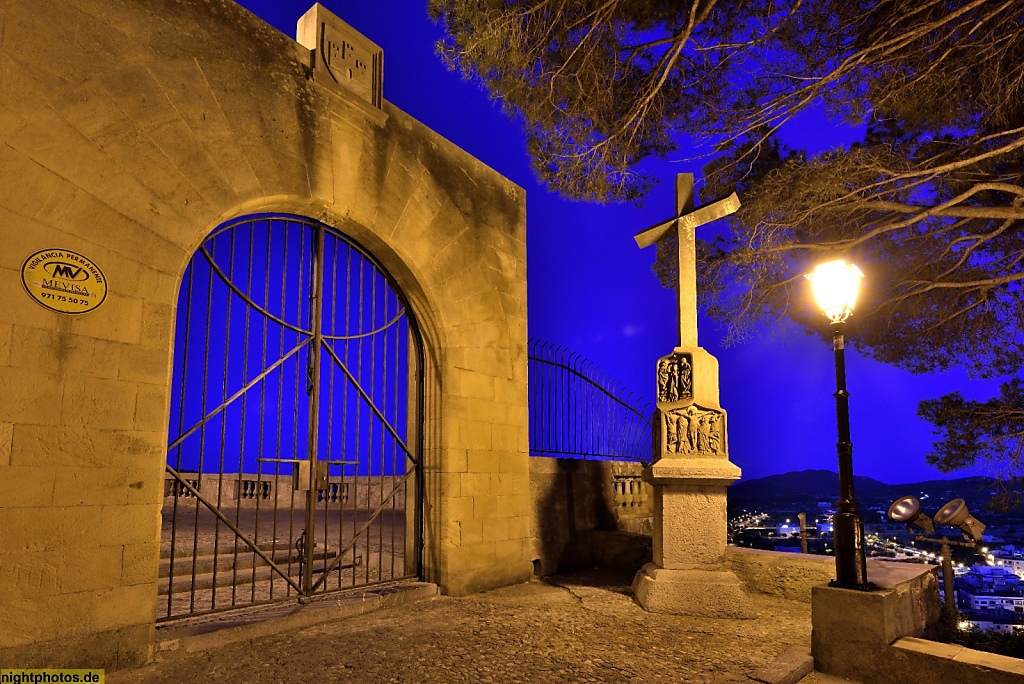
[887,496,935,535]
[933,498,986,542]
[806,260,864,323]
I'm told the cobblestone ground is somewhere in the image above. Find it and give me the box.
[110,570,813,684]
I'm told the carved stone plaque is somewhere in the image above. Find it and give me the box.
[662,404,724,457]
[297,3,383,109]
[656,352,692,403]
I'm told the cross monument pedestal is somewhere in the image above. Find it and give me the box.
[630,174,753,618]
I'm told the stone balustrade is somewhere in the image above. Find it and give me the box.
[163,473,389,509]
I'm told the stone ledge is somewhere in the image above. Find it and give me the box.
[751,644,814,684]
[644,457,741,485]
[895,636,1024,678]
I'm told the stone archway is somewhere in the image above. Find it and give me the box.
[160,213,424,620]
[0,0,529,669]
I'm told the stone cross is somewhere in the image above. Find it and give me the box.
[633,174,739,348]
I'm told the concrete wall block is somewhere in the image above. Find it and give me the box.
[494,473,529,495]
[2,1,123,84]
[390,183,444,245]
[0,465,54,507]
[458,519,484,546]
[0,551,64,598]
[51,466,128,507]
[140,300,175,349]
[51,79,214,225]
[6,106,200,243]
[0,591,94,651]
[460,473,493,498]
[99,505,160,548]
[11,328,107,381]
[90,584,155,632]
[146,59,263,200]
[0,52,67,125]
[441,448,468,474]
[64,549,124,594]
[466,449,497,474]
[494,377,526,406]
[116,341,168,386]
[126,465,164,506]
[328,117,364,213]
[61,376,138,431]
[196,61,313,201]
[69,293,145,347]
[12,425,164,469]
[121,542,158,586]
[0,422,12,465]
[100,66,240,210]
[438,472,463,498]
[491,423,523,452]
[448,369,495,401]
[0,146,188,274]
[498,451,525,474]
[445,495,475,522]
[473,494,499,521]
[481,516,510,542]
[0,366,62,426]
[0,506,103,553]
[0,323,12,366]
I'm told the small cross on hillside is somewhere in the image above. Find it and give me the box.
[633,173,740,347]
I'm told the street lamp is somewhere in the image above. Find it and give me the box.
[807,259,872,590]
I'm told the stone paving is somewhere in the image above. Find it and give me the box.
[109,570,821,684]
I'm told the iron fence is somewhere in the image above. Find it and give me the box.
[528,339,654,465]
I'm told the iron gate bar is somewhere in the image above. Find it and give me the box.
[165,261,194,618]
[230,231,256,606]
[320,341,417,465]
[163,214,424,620]
[200,246,312,334]
[301,224,324,593]
[167,338,311,451]
[320,310,405,340]
[309,466,418,592]
[165,464,302,593]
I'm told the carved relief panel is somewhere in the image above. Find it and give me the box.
[656,352,692,403]
[298,3,384,108]
[661,405,725,457]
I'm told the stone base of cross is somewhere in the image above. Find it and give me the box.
[630,174,753,618]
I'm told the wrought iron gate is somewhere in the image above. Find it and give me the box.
[161,215,423,620]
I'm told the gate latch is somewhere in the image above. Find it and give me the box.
[292,459,329,491]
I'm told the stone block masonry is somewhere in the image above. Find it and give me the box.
[0,0,529,668]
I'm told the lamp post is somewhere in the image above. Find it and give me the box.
[806,259,872,590]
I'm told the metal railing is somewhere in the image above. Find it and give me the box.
[528,339,654,465]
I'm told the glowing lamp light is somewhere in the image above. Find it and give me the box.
[806,259,865,323]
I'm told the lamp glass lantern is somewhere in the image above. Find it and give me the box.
[806,260,865,323]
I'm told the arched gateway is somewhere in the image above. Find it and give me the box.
[0,1,530,669]
[161,215,423,619]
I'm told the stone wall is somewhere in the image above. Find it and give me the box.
[724,547,835,603]
[0,0,529,668]
[529,457,653,575]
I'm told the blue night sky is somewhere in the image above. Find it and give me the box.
[235,0,1001,485]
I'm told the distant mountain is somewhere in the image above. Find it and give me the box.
[730,469,890,502]
[730,469,1001,509]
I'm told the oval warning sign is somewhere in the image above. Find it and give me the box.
[21,248,108,314]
